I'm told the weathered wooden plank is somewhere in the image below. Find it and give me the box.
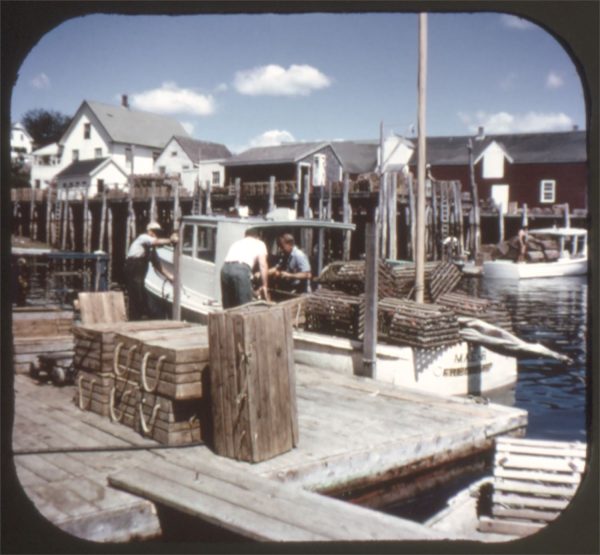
[494,478,578,498]
[478,515,544,536]
[109,458,446,541]
[78,291,127,325]
[494,467,582,485]
[491,506,560,522]
[497,453,585,473]
[492,492,570,511]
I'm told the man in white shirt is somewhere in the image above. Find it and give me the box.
[125,222,175,319]
[220,228,270,309]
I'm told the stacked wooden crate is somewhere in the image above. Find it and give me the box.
[304,289,365,340]
[385,300,461,348]
[110,326,210,445]
[73,320,191,417]
[479,436,586,537]
[12,306,74,374]
[208,304,298,463]
[436,292,513,332]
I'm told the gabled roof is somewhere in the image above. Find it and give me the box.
[172,135,232,164]
[62,100,189,150]
[330,141,379,174]
[409,130,586,166]
[224,142,332,166]
[55,157,115,179]
[33,142,60,156]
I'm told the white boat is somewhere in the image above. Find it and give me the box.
[483,227,587,279]
[145,211,517,396]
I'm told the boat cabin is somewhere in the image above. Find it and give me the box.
[147,212,355,316]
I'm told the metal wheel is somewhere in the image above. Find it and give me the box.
[51,366,67,386]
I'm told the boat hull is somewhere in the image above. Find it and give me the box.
[293,330,517,396]
[482,257,587,279]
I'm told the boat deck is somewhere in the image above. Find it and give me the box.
[10,364,527,543]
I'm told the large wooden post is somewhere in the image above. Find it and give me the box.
[83,187,90,253]
[342,173,352,261]
[415,12,428,304]
[234,178,241,211]
[268,175,276,213]
[388,172,398,260]
[362,200,378,378]
[172,221,183,321]
[99,188,107,252]
[467,138,481,259]
[206,179,213,215]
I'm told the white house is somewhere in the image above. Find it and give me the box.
[11,122,34,163]
[154,135,232,192]
[31,96,190,194]
[30,142,62,189]
[54,158,129,199]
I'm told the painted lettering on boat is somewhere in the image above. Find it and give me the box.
[453,350,487,365]
[443,362,493,377]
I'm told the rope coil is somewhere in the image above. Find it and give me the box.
[109,383,135,422]
[77,374,96,410]
[114,342,138,378]
[139,399,161,435]
[141,352,166,393]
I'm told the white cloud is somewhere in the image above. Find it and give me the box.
[131,82,215,116]
[31,73,50,89]
[215,83,228,93]
[234,64,331,96]
[181,121,195,135]
[458,110,574,134]
[500,14,536,30]
[231,129,296,153]
[249,129,296,147]
[546,71,564,89]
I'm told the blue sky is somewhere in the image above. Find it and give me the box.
[11,11,586,153]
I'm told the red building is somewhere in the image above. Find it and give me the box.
[409,130,587,212]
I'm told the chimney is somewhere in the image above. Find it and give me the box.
[121,94,129,108]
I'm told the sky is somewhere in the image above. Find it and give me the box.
[10,10,587,154]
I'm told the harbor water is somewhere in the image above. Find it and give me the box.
[459,274,588,443]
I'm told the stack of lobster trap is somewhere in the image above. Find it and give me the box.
[73,320,210,446]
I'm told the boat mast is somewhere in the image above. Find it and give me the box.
[415,13,427,303]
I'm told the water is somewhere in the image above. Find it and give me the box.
[458,275,589,442]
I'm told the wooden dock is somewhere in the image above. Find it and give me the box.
[10,363,527,543]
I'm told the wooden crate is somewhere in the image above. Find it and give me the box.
[77,291,127,325]
[478,436,586,537]
[110,378,206,446]
[112,326,209,400]
[73,320,191,374]
[208,304,298,463]
[74,369,115,417]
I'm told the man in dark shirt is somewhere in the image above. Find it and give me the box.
[269,233,312,294]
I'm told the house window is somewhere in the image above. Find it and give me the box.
[84,123,91,139]
[212,171,220,186]
[125,147,133,165]
[72,149,79,161]
[159,166,166,175]
[540,180,556,203]
[97,179,105,193]
[183,165,190,170]
[171,150,178,157]
[95,148,102,158]
[35,180,41,189]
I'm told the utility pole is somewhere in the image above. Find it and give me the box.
[415,13,427,303]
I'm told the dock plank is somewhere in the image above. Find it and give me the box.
[109,457,447,541]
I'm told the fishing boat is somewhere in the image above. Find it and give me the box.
[145,211,518,396]
[483,227,587,279]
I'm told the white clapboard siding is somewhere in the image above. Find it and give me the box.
[478,436,586,538]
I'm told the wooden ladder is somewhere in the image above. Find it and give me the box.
[478,436,586,538]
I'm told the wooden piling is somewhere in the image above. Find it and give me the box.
[268,175,276,213]
[342,174,352,261]
[234,178,241,211]
[388,172,398,260]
